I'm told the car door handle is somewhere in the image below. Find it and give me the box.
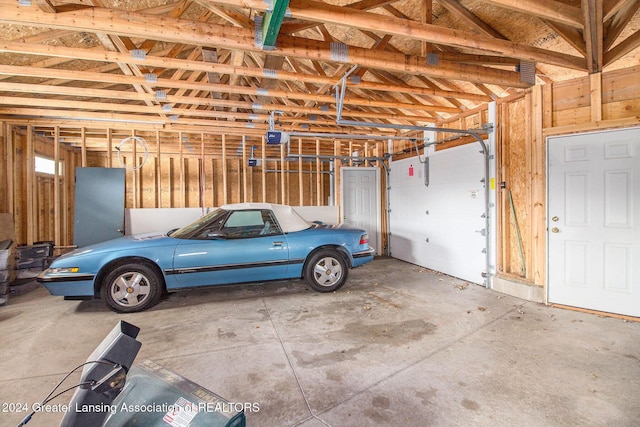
[272,241,283,246]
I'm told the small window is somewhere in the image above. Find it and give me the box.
[35,156,63,175]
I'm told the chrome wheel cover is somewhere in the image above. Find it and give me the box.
[110,271,150,308]
[312,256,343,287]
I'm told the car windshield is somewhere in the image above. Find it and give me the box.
[169,208,229,239]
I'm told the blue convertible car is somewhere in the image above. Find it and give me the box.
[38,203,375,312]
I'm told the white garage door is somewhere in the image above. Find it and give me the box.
[389,144,487,285]
[548,127,640,317]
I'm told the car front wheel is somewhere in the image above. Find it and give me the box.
[100,263,162,313]
[304,249,349,292]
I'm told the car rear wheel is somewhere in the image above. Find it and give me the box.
[100,263,162,313]
[304,249,349,292]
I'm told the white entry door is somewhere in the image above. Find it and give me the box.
[548,127,640,317]
[341,167,380,255]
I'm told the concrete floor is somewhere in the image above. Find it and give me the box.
[1,257,639,427]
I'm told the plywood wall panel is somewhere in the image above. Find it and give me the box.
[140,156,157,208]
[603,65,640,103]
[184,158,201,207]
[552,65,640,129]
[502,97,531,278]
[603,98,640,121]
[552,79,590,112]
[553,105,591,127]
[213,158,224,206]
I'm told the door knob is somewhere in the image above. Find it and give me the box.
[551,227,559,233]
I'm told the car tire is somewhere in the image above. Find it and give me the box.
[100,263,163,313]
[304,249,349,293]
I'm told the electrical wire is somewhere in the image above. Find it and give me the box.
[116,136,149,170]
[16,382,92,427]
[16,360,117,427]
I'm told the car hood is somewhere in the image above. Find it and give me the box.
[58,231,177,260]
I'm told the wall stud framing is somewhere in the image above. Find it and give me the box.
[54,126,60,246]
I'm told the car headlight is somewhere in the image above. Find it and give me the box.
[48,267,80,274]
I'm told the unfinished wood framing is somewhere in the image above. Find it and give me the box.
[1,0,640,323]
[433,65,640,290]
[2,124,81,248]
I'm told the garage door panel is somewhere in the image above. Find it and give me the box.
[390,144,486,285]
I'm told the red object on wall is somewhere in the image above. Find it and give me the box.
[409,164,414,176]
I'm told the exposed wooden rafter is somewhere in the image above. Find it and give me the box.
[0,0,638,131]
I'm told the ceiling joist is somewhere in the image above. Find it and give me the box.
[0,0,637,133]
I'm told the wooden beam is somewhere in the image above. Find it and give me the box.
[0,102,410,135]
[226,49,247,118]
[54,126,61,246]
[222,134,228,204]
[603,0,640,50]
[0,95,265,124]
[208,0,585,69]
[26,126,35,245]
[604,28,640,66]
[107,128,112,168]
[156,130,161,208]
[241,135,247,202]
[80,127,87,167]
[279,0,398,34]
[582,0,604,73]
[479,0,583,28]
[202,48,222,100]
[531,85,546,285]
[280,144,286,204]
[261,135,266,202]
[421,0,433,56]
[0,40,495,103]
[590,72,602,122]
[132,130,139,209]
[0,3,554,85]
[438,0,507,39]
[542,20,587,57]
[0,64,461,115]
[192,0,254,28]
[33,0,57,13]
[604,0,630,21]
[316,138,321,206]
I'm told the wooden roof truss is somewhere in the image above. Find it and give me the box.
[0,0,638,135]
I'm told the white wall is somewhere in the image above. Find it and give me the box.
[389,144,487,285]
[125,206,339,235]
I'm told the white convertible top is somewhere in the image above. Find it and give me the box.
[221,203,311,233]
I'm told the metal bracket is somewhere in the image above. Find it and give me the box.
[333,65,359,121]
